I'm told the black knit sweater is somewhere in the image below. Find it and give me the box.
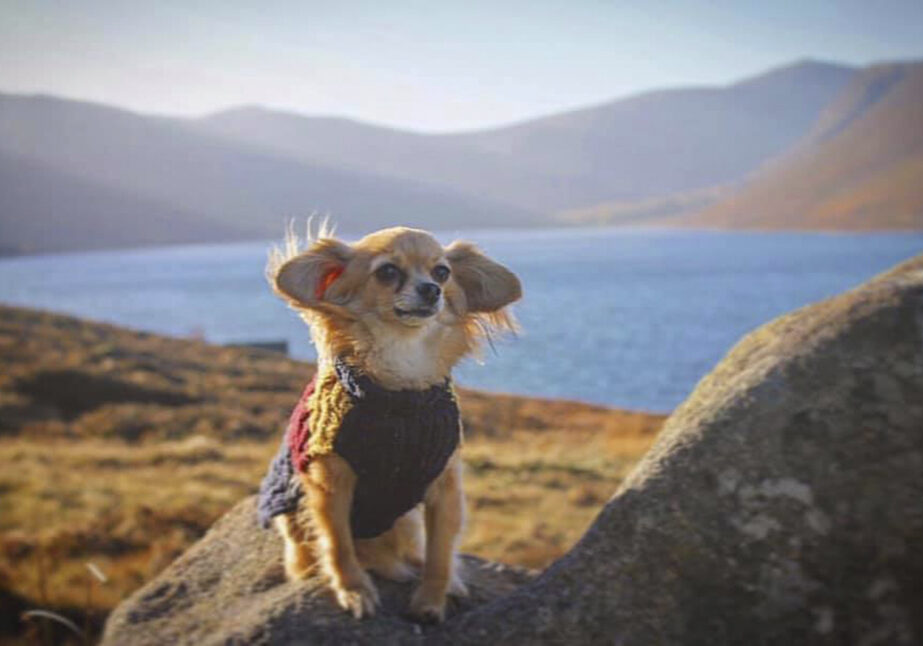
[257,358,461,538]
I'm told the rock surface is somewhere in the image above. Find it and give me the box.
[103,255,923,645]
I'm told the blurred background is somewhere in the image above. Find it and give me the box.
[1,0,922,410]
[1,1,922,643]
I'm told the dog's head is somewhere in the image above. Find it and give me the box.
[269,225,521,379]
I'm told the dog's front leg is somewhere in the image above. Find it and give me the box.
[410,450,466,623]
[303,454,380,618]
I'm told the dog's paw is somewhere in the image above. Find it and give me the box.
[332,570,380,619]
[447,574,468,598]
[371,559,418,583]
[408,585,446,624]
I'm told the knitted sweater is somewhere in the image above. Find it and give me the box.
[257,357,461,539]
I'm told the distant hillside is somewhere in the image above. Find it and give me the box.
[5,58,921,254]
[197,108,550,212]
[557,186,728,227]
[199,60,856,212]
[0,94,540,254]
[0,151,246,254]
[688,62,923,230]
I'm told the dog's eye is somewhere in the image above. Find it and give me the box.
[432,265,450,283]
[375,263,402,284]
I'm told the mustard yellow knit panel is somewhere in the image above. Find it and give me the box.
[303,367,354,459]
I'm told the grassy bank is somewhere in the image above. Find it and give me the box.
[0,305,665,643]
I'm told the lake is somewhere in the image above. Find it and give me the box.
[0,228,920,412]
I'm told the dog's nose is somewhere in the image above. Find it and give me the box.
[416,282,441,305]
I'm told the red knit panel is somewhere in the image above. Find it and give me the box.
[286,375,317,473]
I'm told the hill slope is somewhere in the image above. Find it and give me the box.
[197,108,551,212]
[7,58,918,253]
[0,94,540,254]
[689,62,923,230]
[198,60,855,212]
[0,151,246,254]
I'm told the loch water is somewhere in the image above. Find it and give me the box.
[1,227,920,412]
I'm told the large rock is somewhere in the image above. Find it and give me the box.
[103,255,923,645]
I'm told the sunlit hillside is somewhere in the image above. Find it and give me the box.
[691,62,923,230]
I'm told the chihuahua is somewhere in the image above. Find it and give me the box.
[257,223,521,622]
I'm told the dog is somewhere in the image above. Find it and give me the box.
[256,223,521,622]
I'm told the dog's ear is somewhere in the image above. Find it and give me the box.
[274,238,355,311]
[445,241,521,313]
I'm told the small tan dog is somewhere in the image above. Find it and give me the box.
[257,223,521,622]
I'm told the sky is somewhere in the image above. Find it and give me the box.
[1,0,922,132]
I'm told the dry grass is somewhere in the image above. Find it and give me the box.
[0,304,664,643]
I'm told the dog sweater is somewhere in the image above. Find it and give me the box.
[257,357,461,539]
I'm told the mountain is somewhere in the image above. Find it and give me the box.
[0,151,247,254]
[199,60,856,211]
[4,58,918,255]
[689,62,923,230]
[0,94,540,254]
[196,108,563,212]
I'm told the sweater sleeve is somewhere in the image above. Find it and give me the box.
[256,436,302,529]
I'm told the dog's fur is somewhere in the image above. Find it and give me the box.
[268,223,521,622]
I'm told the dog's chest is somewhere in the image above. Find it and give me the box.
[367,328,445,385]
